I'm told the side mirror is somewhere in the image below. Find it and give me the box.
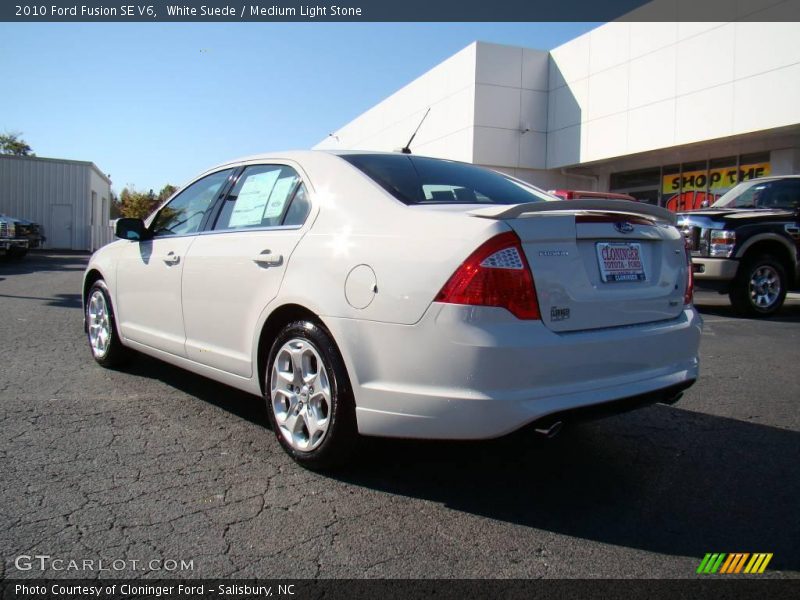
[700,200,710,208]
[115,218,149,241]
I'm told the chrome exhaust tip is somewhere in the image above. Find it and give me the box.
[534,420,564,439]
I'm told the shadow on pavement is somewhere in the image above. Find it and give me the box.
[333,405,799,572]
[122,347,799,572]
[0,252,89,276]
[120,354,270,428]
[0,292,82,309]
[695,301,800,323]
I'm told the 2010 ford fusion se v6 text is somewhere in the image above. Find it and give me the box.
[82,151,701,468]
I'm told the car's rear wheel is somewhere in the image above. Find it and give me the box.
[86,281,128,367]
[265,320,357,470]
[729,255,787,317]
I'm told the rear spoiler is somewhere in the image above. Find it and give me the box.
[469,199,677,226]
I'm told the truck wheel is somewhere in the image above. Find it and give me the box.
[7,247,28,259]
[729,255,787,317]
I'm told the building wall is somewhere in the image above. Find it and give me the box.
[548,17,800,168]
[314,11,800,200]
[471,42,549,170]
[0,155,112,251]
[314,43,477,162]
[88,168,113,250]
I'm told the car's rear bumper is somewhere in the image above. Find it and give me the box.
[324,305,702,440]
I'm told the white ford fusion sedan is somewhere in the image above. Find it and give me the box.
[83,151,701,468]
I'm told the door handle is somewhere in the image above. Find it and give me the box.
[253,250,283,267]
[163,251,181,266]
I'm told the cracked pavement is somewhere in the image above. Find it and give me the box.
[1,253,798,579]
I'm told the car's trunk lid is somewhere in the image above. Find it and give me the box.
[470,200,687,332]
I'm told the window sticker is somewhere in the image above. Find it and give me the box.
[228,170,280,227]
[262,175,297,220]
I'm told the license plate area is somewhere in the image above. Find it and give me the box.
[596,242,646,282]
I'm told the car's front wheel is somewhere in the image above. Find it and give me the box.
[729,255,787,317]
[265,320,357,470]
[85,280,128,367]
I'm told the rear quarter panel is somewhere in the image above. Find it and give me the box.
[278,153,504,326]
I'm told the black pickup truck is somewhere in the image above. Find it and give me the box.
[677,175,800,316]
[0,214,45,258]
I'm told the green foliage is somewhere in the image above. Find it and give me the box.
[109,191,123,219]
[118,183,179,219]
[0,132,34,156]
[158,184,178,203]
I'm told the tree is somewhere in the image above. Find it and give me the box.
[109,191,123,219]
[157,184,178,203]
[118,186,159,220]
[117,183,178,219]
[0,132,34,156]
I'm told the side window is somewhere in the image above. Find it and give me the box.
[764,179,800,209]
[283,183,310,226]
[151,169,233,237]
[214,165,309,230]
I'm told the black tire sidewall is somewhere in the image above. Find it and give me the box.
[86,280,127,367]
[264,320,357,470]
[730,256,787,317]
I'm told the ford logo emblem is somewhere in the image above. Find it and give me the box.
[614,221,634,234]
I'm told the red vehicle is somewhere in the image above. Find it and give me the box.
[549,189,637,201]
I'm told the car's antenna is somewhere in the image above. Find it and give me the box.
[399,107,430,154]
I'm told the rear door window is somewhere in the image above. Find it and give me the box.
[214,165,308,230]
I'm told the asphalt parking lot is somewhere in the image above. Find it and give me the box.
[1,252,798,579]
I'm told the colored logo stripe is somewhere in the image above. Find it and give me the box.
[698,553,773,574]
[720,553,748,573]
[744,553,773,574]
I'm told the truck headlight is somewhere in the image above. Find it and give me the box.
[709,230,735,258]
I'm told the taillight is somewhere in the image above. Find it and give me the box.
[683,236,694,305]
[435,231,540,319]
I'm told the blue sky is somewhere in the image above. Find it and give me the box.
[0,22,597,193]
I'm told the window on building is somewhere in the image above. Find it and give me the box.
[612,153,774,211]
[609,168,660,190]
[91,191,97,226]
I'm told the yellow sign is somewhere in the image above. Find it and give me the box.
[662,162,771,194]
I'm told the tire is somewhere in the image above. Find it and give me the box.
[85,280,129,367]
[729,255,787,317]
[7,246,28,259]
[265,320,357,470]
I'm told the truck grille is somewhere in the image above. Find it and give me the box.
[0,222,8,238]
[681,225,700,252]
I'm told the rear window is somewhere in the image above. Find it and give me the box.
[339,154,554,205]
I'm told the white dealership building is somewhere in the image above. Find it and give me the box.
[316,3,800,210]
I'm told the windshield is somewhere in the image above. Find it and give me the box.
[712,178,800,209]
[339,153,556,205]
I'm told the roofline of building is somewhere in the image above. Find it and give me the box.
[0,153,112,185]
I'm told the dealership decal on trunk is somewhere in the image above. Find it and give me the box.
[550,306,571,322]
[596,242,647,282]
